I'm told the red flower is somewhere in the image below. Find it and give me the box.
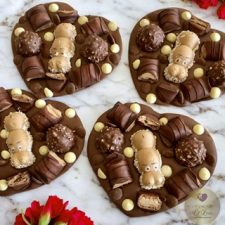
[14,196,94,225]
[193,0,218,9]
[38,196,68,225]
[218,3,225,19]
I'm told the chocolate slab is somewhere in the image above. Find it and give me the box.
[0,87,85,196]
[129,8,225,106]
[87,102,217,217]
[12,2,122,98]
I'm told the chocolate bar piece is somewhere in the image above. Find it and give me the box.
[201,40,225,61]
[107,102,138,132]
[26,4,53,32]
[81,17,109,35]
[69,64,101,89]
[188,16,210,36]
[158,8,181,33]
[165,169,202,200]
[181,78,210,102]
[159,116,192,147]
[12,93,34,112]
[57,9,78,23]
[105,152,132,189]
[7,171,31,191]
[0,87,13,112]
[156,82,180,103]
[138,58,159,83]
[137,192,162,211]
[21,56,45,81]
[137,114,160,130]
[31,104,62,131]
[31,151,66,184]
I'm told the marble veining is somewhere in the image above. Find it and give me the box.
[0,0,225,224]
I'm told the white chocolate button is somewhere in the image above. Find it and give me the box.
[78,16,88,25]
[161,165,172,177]
[139,18,150,27]
[210,87,221,99]
[146,93,157,104]
[166,33,177,43]
[159,117,168,125]
[161,45,172,55]
[1,150,10,160]
[65,108,76,118]
[64,152,76,164]
[48,3,59,12]
[210,32,221,42]
[130,103,141,114]
[199,167,211,181]
[132,59,140,70]
[108,21,118,31]
[44,32,54,42]
[39,145,49,156]
[14,27,25,37]
[0,180,8,191]
[193,124,205,135]
[97,168,107,179]
[123,147,134,158]
[44,88,54,98]
[11,88,22,96]
[181,11,192,20]
[94,122,105,132]
[0,129,9,139]
[75,58,81,67]
[35,99,46,108]
[101,63,112,74]
[110,44,120,53]
[122,199,134,211]
[194,68,204,78]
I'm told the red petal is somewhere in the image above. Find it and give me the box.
[211,0,218,6]
[14,214,27,225]
[41,196,68,219]
[218,3,225,19]
[194,0,211,9]
[25,201,43,224]
[68,208,94,225]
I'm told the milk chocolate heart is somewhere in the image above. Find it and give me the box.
[12,2,122,98]
[87,102,217,217]
[0,87,85,196]
[129,8,225,106]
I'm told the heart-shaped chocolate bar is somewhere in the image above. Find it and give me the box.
[0,87,85,196]
[129,8,225,106]
[12,2,122,98]
[88,102,216,217]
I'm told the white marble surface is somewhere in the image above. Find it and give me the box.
[0,0,225,224]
